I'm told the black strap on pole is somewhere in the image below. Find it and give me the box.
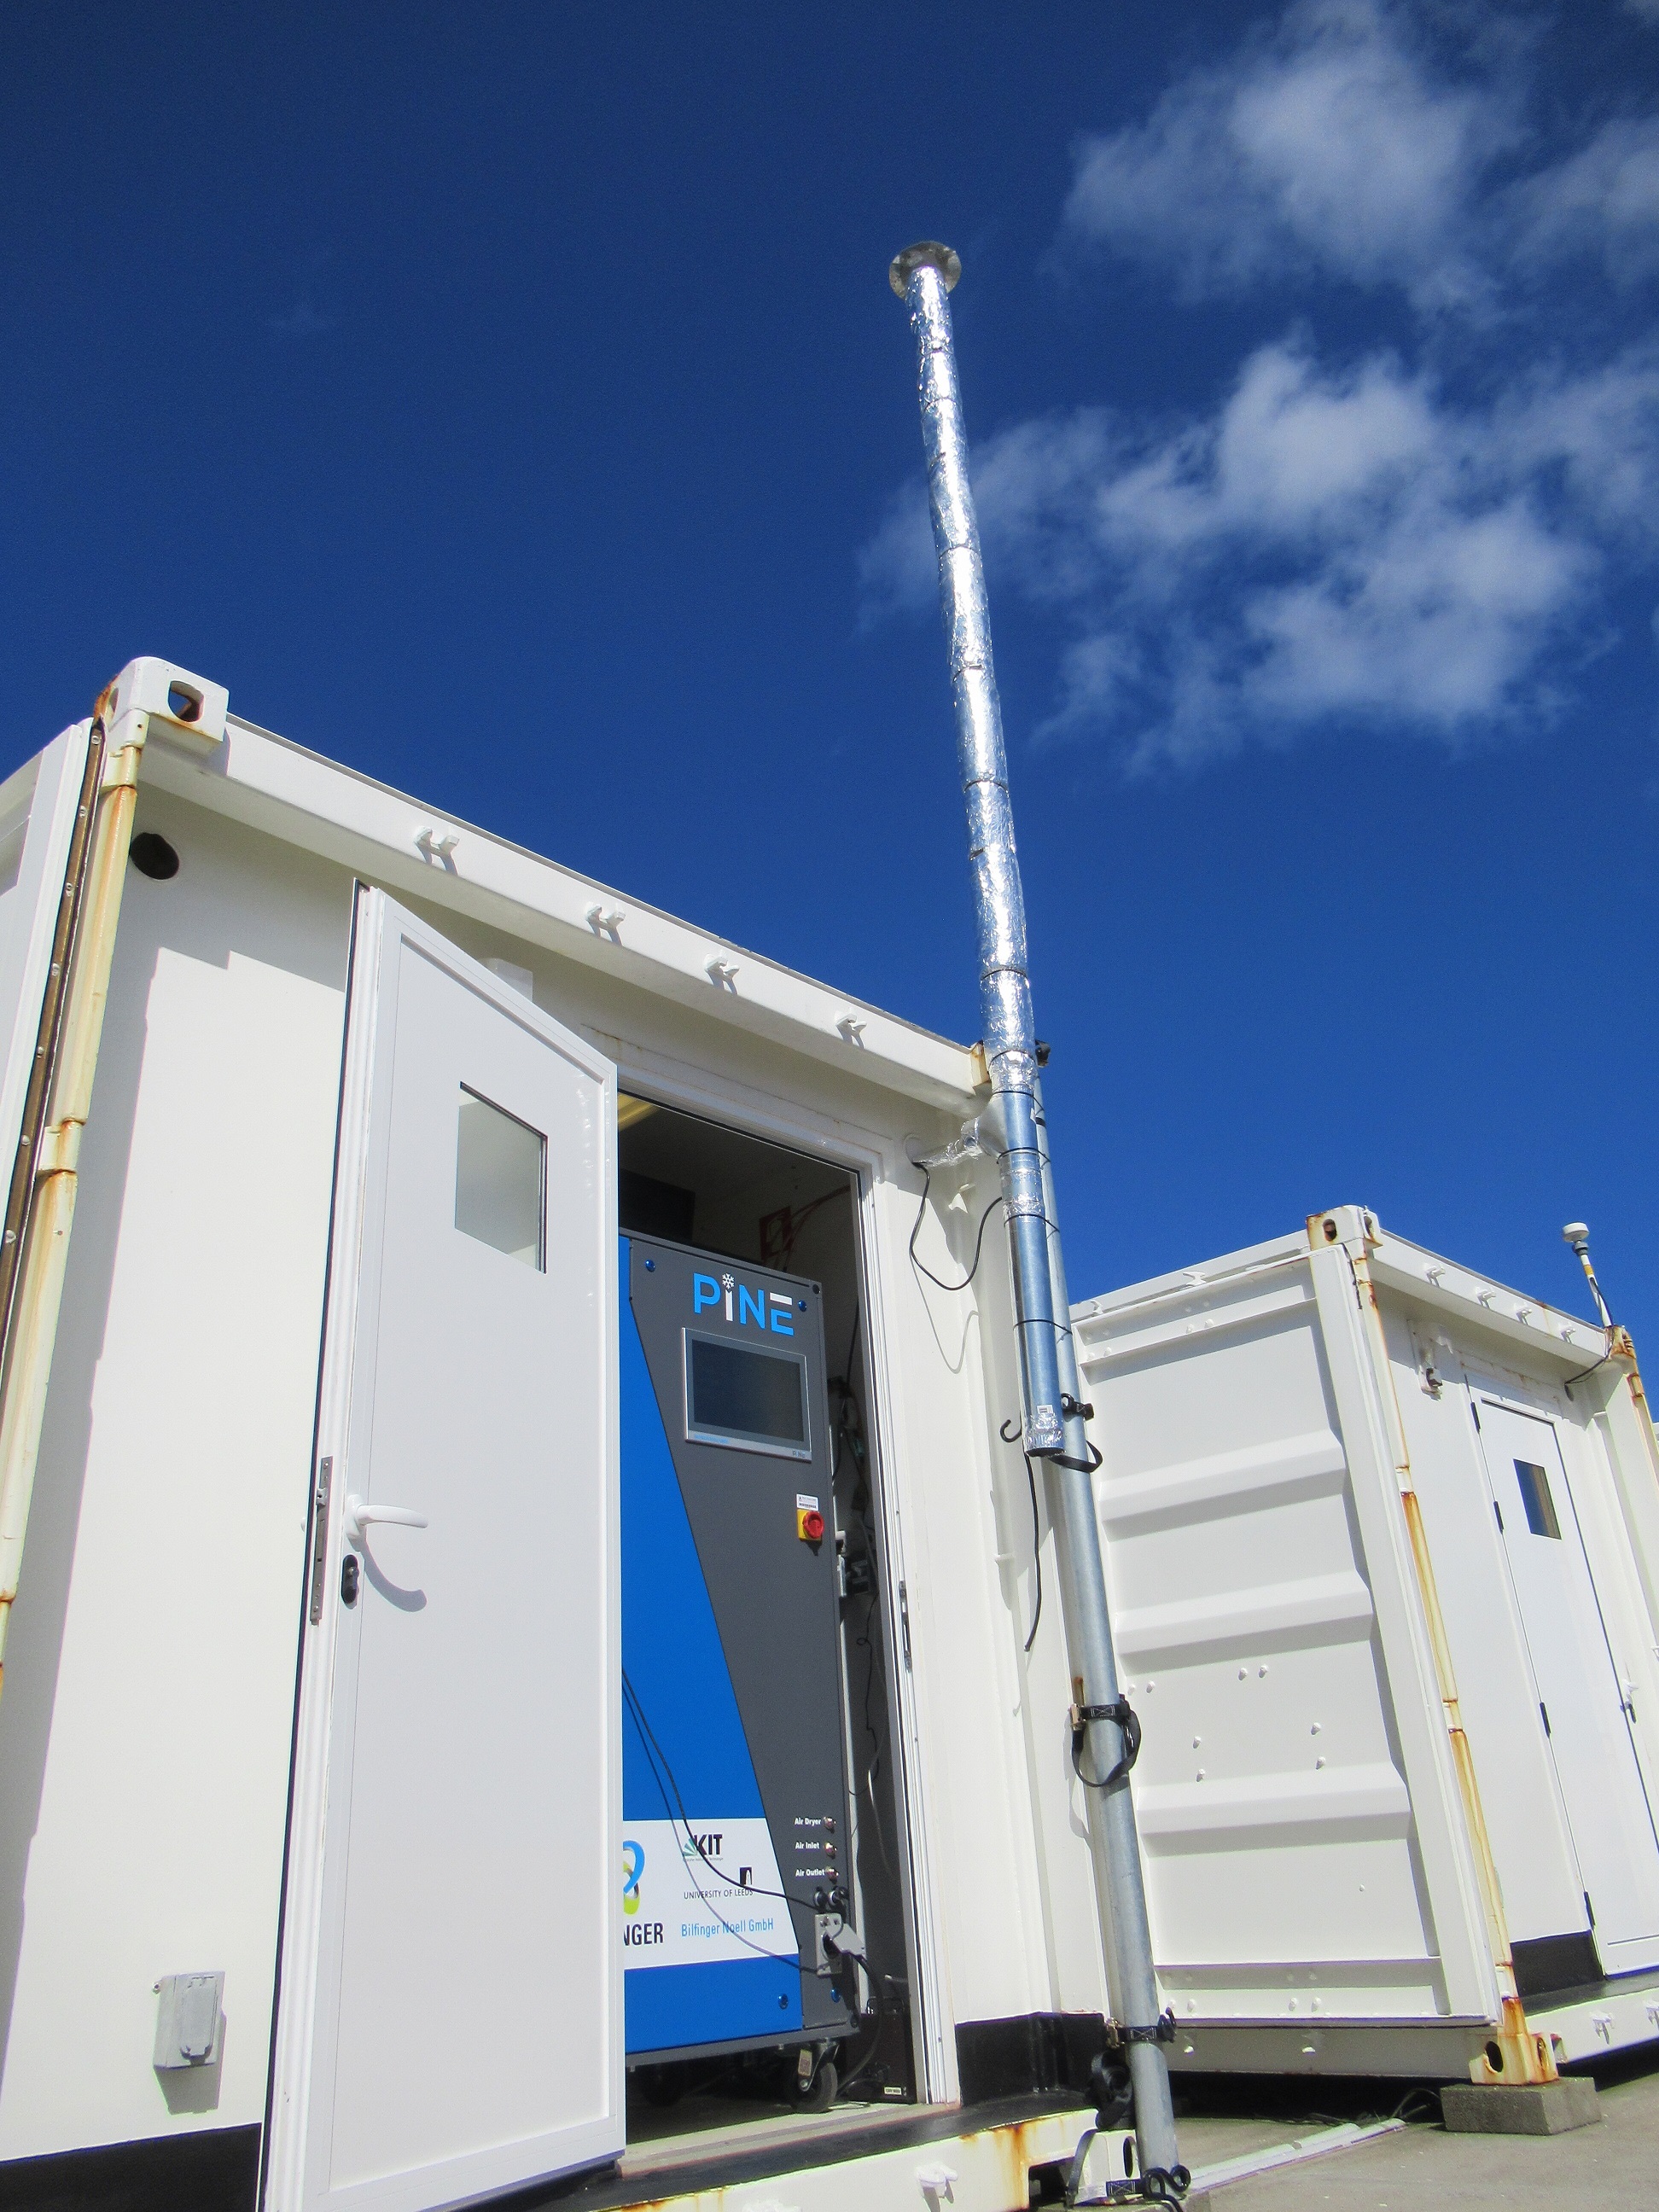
[1071,1696,1141,1790]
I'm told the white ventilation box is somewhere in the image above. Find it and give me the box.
[1073,1205,1659,2077]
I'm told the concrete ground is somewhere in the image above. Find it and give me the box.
[1179,2057,1659,2208]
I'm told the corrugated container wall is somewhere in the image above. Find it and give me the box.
[1073,1205,1659,2076]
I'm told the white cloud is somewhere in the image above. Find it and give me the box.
[857,489,936,620]
[864,342,1659,765]
[1063,0,1514,309]
[1511,119,1659,282]
[862,3,1659,768]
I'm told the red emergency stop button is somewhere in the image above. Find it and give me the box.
[797,1506,825,1544]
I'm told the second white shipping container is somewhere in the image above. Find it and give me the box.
[1074,1206,1659,2080]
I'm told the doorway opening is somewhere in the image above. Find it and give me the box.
[616,1091,917,2141]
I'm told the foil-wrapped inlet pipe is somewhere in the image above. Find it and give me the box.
[892,240,1062,1458]
[890,241,1182,2185]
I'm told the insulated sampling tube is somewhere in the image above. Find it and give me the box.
[891,242,1181,2181]
[891,241,1062,1460]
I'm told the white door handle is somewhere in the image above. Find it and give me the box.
[345,1494,429,1545]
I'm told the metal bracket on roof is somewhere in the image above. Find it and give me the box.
[101,658,226,752]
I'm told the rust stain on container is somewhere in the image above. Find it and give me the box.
[966,2113,1047,2212]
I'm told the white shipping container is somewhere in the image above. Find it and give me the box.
[7,659,1646,2208]
[1073,1205,1659,2079]
[0,662,1136,2212]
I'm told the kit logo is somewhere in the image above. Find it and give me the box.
[693,1270,795,1336]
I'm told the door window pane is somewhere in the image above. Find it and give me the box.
[455,1086,544,1268]
[1514,1459,1563,1540]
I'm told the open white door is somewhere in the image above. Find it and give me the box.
[267,888,621,2212]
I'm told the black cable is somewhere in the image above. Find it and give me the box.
[831,1953,893,2098]
[1000,1415,1044,1654]
[830,1306,864,1493]
[1387,2087,1441,2125]
[1022,1452,1044,1654]
[908,1164,1004,1294]
[621,1679,800,1965]
[1563,1348,1615,1395]
[621,1670,821,1965]
[623,1671,806,1912]
[858,1590,882,1767]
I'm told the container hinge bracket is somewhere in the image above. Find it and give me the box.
[1071,1696,1141,1790]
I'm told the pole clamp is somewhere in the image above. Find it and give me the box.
[1049,1439,1103,1473]
[1045,1394,1103,1471]
[1103,2009,1178,2049]
[1070,1696,1142,1790]
[1063,2137,1191,2208]
[1065,2168,1190,2207]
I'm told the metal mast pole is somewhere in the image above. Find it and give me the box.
[1035,1077,1180,2181]
[890,241,1180,2186]
[1562,1222,1615,1334]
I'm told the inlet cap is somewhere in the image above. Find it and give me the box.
[889,242,961,297]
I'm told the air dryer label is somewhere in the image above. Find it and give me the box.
[620,1818,795,1970]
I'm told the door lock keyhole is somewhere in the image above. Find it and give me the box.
[341,1554,360,1607]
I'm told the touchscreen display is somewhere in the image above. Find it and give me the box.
[686,1333,808,1454]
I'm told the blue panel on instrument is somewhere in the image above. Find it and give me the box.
[626,1957,801,2055]
[620,1238,801,2052]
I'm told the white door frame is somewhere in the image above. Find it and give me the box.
[264,887,621,2209]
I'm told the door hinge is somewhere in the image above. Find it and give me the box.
[898,1580,912,1672]
[1493,1499,1504,1534]
[1586,1890,1596,1930]
[1540,1701,1551,1737]
[308,1457,333,1627]
[1471,1402,1482,1431]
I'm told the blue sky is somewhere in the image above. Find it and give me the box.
[4,2,1657,1344]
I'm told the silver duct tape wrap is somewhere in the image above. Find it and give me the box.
[893,238,1180,2184]
[905,253,1062,1454]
